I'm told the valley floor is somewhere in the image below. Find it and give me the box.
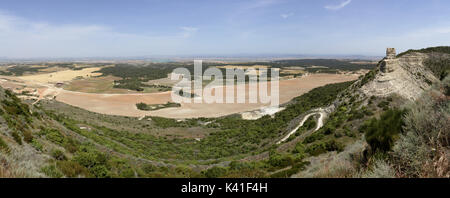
[0,73,359,118]
[54,74,359,118]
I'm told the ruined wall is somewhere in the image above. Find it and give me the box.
[386,48,396,59]
[380,48,397,73]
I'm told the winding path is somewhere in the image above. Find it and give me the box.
[277,109,326,144]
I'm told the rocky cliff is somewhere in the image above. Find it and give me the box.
[360,50,447,100]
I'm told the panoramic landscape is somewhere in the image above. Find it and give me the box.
[0,0,448,182]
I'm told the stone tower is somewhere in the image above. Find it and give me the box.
[380,48,397,73]
[386,48,396,59]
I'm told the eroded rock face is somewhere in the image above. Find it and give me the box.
[361,52,439,101]
[380,48,398,73]
[379,59,397,73]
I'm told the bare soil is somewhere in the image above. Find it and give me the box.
[55,74,360,118]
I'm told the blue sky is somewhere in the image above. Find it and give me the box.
[0,0,449,58]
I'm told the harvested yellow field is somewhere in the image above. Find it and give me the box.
[36,66,68,73]
[55,73,360,118]
[280,69,305,75]
[19,67,103,83]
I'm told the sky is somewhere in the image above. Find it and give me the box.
[0,0,449,58]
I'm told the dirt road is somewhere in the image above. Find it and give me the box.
[277,108,326,144]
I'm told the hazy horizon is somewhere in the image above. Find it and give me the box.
[0,52,383,60]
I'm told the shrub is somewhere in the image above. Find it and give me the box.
[136,102,181,111]
[11,131,22,145]
[424,56,450,80]
[136,102,149,110]
[293,143,306,154]
[23,130,33,143]
[43,129,65,144]
[268,152,298,168]
[377,101,390,110]
[323,126,335,135]
[141,164,157,174]
[391,86,449,177]
[73,146,111,178]
[56,160,90,178]
[204,166,228,178]
[360,159,396,178]
[364,108,405,153]
[108,158,135,178]
[305,139,344,156]
[31,139,43,151]
[41,165,63,178]
[303,131,325,144]
[62,138,79,153]
[391,131,429,177]
[51,149,67,161]
[0,136,8,152]
[360,70,376,86]
[303,116,317,130]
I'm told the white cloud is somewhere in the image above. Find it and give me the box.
[0,12,198,58]
[180,26,199,38]
[325,0,352,11]
[281,13,294,19]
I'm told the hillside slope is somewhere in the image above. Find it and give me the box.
[361,52,446,100]
[0,47,448,178]
[292,47,449,178]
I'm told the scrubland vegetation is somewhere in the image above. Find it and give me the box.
[397,46,450,57]
[0,77,355,177]
[0,48,447,178]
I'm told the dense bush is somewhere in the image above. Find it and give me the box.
[51,149,67,161]
[203,166,228,178]
[40,128,65,144]
[41,165,63,178]
[268,152,296,168]
[397,46,450,57]
[97,63,190,91]
[22,130,33,143]
[359,70,377,87]
[303,116,317,130]
[56,160,90,178]
[364,108,405,153]
[136,102,180,111]
[11,131,22,145]
[391,81,449,177]
[0,136,8,152]
[423,57,450,80]
[305,139,344,156]
[31,139,43,151]
[73,146,111,178]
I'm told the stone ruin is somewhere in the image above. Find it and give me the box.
[386,48,396,59]
[380,48,396,73]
